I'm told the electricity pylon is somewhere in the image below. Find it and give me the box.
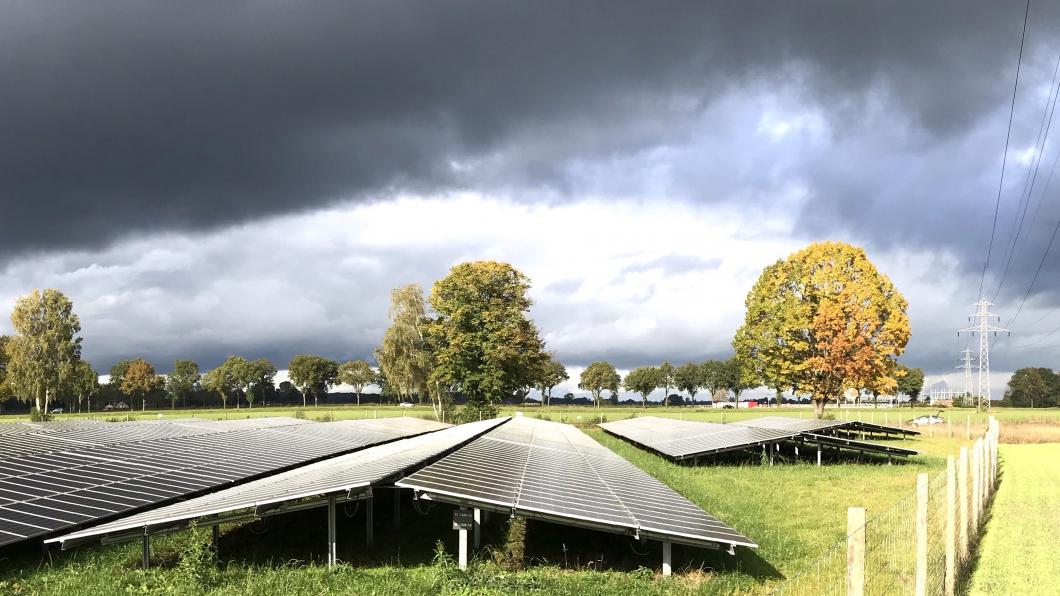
[956,348,974,398]
[958,300,1008,411]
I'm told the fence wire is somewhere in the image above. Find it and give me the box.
[771,420,998,596]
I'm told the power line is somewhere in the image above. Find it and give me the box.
[978,0,1032,299]
[992,54,1060,301]
[1015,319,1060,348]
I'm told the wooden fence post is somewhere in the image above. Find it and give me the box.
[915,473,928,596]
[958,446,969,561]
[945,456,956,596]
[971,438,981,531]
[847,507,866,596]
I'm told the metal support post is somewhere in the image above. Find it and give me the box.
[458,507,469,570]
[366,493,374,548]
[142,533,150,569]
[473,508,481,549]
[327,495,337,567]
[212,524,220,560]
[662,541,672,576]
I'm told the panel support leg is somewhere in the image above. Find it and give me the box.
[662,541,672,576]
[817,447,822,466]
[458,507,469,569]
[211,524,220,561]
[366,494,374,548]
[473,508,481,549]
[142,533,150,569]
[327,495,337,568]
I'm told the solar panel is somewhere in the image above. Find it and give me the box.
[0,416,448,547]
[799,433,918,456]
[845,421,920,437]
[599,416,795,459]
[601,416,917,461]
[48,418,507,546]
[397,416,756,550]
[0,417,312,459]
[732,416,848,434]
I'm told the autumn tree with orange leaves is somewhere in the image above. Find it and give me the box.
[733,242,910,418]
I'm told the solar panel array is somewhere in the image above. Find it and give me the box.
[50,418,508,546]
[599,416,796,459]
[397,416,757,550]
[601,415,918,461]
[0,418,312,459]
[0,417,448,547]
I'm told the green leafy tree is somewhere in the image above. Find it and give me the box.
[535,357,568,406]
[427,261,546,420]
[121,358,161,412]
[698,360,726,402]
[733,241,911,418]
[1004,368,1059,408]
[202,356,244,409]
[5,289,84,414]
[338,359,376,406]
[579,361,620,407]
[376,284,433,408]
[243,358,277,408]
[657,361,675,407]
[0,336,12,409]
[895,364,925,405]
[108,359,134,396]
[674,362,701,402]
[165,360,200,409]
[288,354,339,407]
[624,366,661,408]
[70,359,99,413]
[722,356,753,404]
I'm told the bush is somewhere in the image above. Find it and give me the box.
[29,408,52,422]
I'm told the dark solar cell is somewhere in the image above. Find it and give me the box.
[398,416,756,550]
[0,417,448,547]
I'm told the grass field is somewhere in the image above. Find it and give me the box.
[0,405,1055,594]
[967,443,1060,595]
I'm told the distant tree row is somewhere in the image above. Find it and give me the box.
[1,242,925,420]
[621,358,752,408]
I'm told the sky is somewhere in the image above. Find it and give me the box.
[3,1,1060,401]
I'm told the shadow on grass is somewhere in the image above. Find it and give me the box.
[206,488,780,580]
[956,461,1004,594]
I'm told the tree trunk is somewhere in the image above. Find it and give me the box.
[814,398,826,419]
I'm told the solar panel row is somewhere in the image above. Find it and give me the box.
[598,416,796,459]
[397,416,756,550]
[0,417,312,459]
[601,415,918,461]
[0,417,448,547]
[48,417,508,546]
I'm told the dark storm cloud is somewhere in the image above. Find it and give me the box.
[3,0,1056,260]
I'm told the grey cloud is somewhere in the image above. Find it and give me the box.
[4,0,1058,260]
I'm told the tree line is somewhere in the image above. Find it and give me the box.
[1002,367,1060,408]
[2,242,930,419]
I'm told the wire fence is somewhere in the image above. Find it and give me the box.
[772,416,1000,596]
